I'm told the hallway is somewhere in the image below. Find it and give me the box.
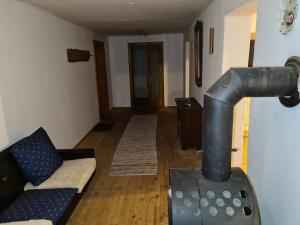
[68,108,201,225]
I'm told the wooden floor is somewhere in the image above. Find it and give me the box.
[67,108,201,225]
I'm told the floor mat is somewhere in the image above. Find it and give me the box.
[109,115,158,176]
[92,122,114,132]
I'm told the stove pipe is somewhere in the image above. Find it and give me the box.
[202,57,300,182]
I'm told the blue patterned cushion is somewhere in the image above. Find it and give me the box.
[0,188,77,225]
[9,128,63,186]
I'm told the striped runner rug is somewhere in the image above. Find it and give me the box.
[109,114,158,176]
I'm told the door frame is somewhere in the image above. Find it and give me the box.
[93,40,110,120]
[128,42,164,111]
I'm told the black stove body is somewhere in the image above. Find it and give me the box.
[169,168,260,225]
[169,57,300,225]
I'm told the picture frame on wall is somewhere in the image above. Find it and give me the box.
[209,28,214,55]
[194,20,203,87]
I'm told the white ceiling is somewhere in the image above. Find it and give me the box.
[22,0,211,34]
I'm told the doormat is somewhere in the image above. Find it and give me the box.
[92,122,114,132]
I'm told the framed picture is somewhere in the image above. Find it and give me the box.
[194,20,203,87]
[209,28,214,55]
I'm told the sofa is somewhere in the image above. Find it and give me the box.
[0,128,96,225]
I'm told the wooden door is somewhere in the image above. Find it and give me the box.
[129,43,164,113]
[148,44,164,112]
[94,40,109,118]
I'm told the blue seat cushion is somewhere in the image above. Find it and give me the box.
[9,128,63,185]
[0,188,77,225]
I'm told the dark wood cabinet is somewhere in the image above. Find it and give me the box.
[175,98,202,150]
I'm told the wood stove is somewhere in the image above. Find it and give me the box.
[169,57,300,225]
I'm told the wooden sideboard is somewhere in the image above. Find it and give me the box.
[175,98,202,150]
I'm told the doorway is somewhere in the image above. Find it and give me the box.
[128,43,164,113]
[94,40,110,119]
[222,2,257,172]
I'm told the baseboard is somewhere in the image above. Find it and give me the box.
[73,122,99,149]
[74,108,123,149]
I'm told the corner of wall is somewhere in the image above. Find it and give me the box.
[0,94,9,151]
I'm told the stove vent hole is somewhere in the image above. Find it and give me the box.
[240,190,248,198]
[243,207,252,216]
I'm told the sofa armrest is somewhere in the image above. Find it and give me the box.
[56,149,95,160]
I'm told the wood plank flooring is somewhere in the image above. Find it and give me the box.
[67,108,201,225]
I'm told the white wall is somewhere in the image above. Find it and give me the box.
[248,0,300,224]
[184,0,248,106]
[0,0,104,149]
[108,34,184,107]
[222,16,252,72]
